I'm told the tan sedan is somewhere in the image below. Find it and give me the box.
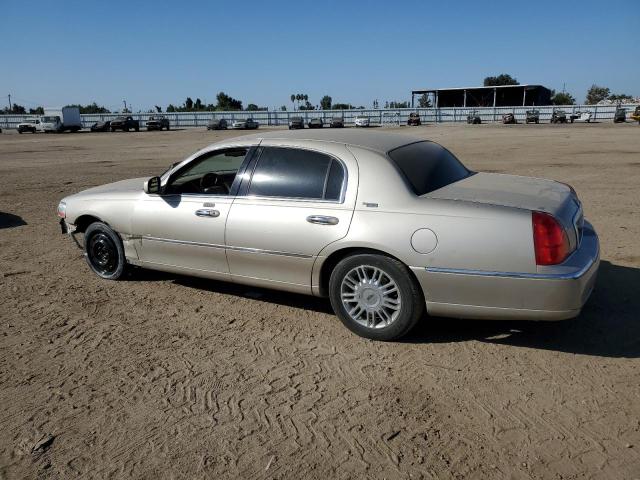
[57,130,599,340]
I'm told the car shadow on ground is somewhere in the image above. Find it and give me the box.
[405,261,640,358]
[0,212,27,229]
[129,261,639,358]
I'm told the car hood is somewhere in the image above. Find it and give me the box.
[425,172,577,217]
[68,177,146,200]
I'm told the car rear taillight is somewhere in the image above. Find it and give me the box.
[532,211,570,265]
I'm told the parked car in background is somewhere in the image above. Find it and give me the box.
[231,118,259,130]
[17,118,41,133]
[631,106,640,124]
[308,118,324,129]
[568,111,592,123]
[330,117,344,128]
[550,109,568,124]
[146,115,170,131]
[354,115,370,127]
[288,117,304,130]
[90,121,111,132]
[407,112,421,126]
[466,110,481,124]
[207,119,228,130]
[41,107,82,132]
[502,112,517,124]
[111,116,140,132]
[525,110,540,124]
[57,130,599,341]
[614,106,626,123]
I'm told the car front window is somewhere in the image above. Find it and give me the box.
[165,149,249,195]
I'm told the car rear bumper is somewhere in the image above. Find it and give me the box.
[411,221,600,320]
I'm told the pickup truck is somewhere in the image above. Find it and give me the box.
[110,116,140,132]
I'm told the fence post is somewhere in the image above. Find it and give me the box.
[593,105,597,122]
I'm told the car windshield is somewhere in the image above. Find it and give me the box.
[388,141,472,196]
[114,117,126,121]
[42,116,58,122]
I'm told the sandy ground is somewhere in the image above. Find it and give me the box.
[1,123,639,479]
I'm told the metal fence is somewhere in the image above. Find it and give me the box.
[1,104,638,130]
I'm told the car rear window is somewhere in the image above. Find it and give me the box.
[248,147,345,201]
[387,141,471,195]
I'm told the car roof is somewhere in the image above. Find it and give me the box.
[229,129,424,154]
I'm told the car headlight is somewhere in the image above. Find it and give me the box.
[57,201,66,218]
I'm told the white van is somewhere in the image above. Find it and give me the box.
[41,107,82,132]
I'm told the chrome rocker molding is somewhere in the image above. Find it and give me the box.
[142,236,313,259]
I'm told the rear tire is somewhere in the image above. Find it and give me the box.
[84,222,126,280]
[329,254,424,341]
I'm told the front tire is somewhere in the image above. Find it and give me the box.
[329,254,424,341]
[84,222,126,280]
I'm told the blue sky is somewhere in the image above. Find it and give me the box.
[2,0,639,111]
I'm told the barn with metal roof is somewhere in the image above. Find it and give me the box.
[411,84,552,108]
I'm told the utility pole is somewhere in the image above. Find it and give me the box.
[123,99,127,112]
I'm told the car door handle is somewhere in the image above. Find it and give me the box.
[306,215,339,225]
[195,209,220,218]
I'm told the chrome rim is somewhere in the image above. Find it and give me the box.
[87,233,118,275]
[340,265,401,329]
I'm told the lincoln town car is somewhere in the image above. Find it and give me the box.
[57,130,599,340]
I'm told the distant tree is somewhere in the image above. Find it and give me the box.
[29,106,44,115]
[332,103,354,110]
[608,93,634,102]
[372,99,379,109]
[299,101,315,110]
[550,90,575,105]
[246,103,259,111]
[585,84,610,105]
[215,92,243,111]
[303,94,308,104]
[290,94,295,110]
[166,104,177,112]
[184,97,194,110]
[388,101,409,108]
[320,95,332,110]
[65,102,110,114]
[280,105,287,111]
[384,101,389,109]
[194,98,203,110]
[418,94,432,108]
[483,74,519,86]
[155,105,162,113]
[5,103,27,114]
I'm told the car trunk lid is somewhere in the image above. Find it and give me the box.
[425,172,583,249]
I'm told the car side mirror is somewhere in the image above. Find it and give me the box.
[144,176,162,194]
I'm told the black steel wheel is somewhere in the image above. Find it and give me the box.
[84,222,126,280]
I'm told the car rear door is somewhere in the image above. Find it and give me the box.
[225,141,357,292]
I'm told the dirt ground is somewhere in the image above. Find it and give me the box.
[1,123,639,479]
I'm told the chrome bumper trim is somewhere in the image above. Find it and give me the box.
[425,256,597,281]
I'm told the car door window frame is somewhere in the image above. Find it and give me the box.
[238,146,348,203]
[163,146,258,197]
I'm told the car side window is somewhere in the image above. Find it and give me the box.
[166,148,249,195]
[248,147,345,201]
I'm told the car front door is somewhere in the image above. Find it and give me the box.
[225,142,357,292]
[132,147,253,275]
